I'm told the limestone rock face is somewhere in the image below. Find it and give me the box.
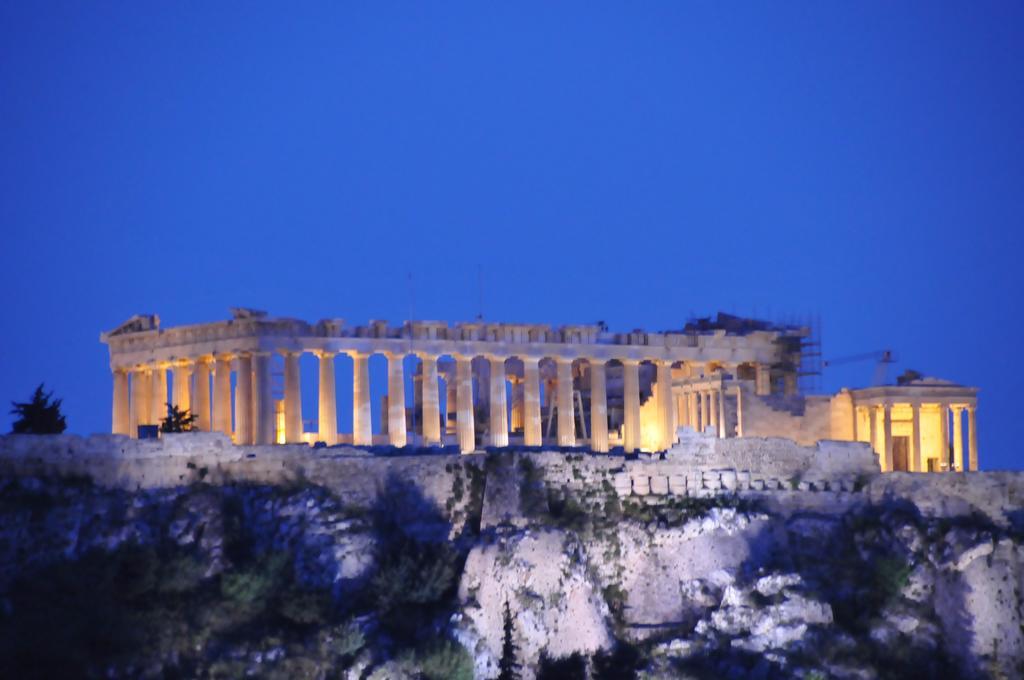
[3,438,1024,679]
[456,529,612,678]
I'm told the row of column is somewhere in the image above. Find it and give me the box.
[858,402,978,472]
[114,352,681,455]
[677,386,728,438]
[113,353,283,445]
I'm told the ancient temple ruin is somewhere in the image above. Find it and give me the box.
[100,309,978,472]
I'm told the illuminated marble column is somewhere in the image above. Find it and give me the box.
[952,406,964,472]
[172,361,192,415]
[590,361,608,453]
[193,358,212,432]
[656,360,674,449]
[700,391,710,434]
[911,403,922,472]
[420,354,441,445]
[234,354,253,445]
[882,404,893,473]
[314,351,338,445]
[387,352,407,447]
[489,356,509,447]
[112,368,130,435]
[251,352,275,445]
[755,363,771,396]
[717,389,727,438]
[622,359,641,452]
[509,376,524,433]
[733,386,744,437]
[150,365,168,427]
[347,352,370,446]
[213,355,233,436]
[130,368,149,435]
[677,391,689,428]
[523,357,542,447]
[456,355,476,453]
[937,403,949,470]
[688,391,699,432]
[283,352,303,443]
[868,405,878,459]
[968,406,978,471]
[712,387,720,430]
[556,358,575,447]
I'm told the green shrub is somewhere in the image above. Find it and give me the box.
[415,639,474,680]
[221,552,288,607]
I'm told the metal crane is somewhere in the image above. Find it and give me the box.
[823,349,896,386]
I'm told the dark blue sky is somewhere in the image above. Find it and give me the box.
[1,3,1021,468]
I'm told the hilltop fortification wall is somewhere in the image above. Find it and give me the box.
[1,431,1020,529]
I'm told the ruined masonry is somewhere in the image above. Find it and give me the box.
[100,308,978,473]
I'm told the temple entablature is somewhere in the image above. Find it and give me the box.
[100,310,790,372]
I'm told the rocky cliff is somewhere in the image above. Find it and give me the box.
[0,434,1022,679]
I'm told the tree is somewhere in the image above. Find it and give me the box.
[160,403,196,433]
[10,384,66,434]
[497,600,521,680]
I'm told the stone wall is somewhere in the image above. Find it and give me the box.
[2,431,1020,529]
[739,392,833,445]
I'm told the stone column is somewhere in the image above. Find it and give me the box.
[917,403,925,473]
[251,352,275,445]
[868,405,878,458]
[129,368,148,436]
[882,404,893,473]
[193,358,212,432]
[509,376,524,433]
[708,390,719,430]
[755,363,771,396]
[911,403,922,472]
[112,368,130,435]
[387,352,407,447]
[622,359,641,452]
[234,354,253,445]
[656,360,675,449]
[213,355,233,437]
[590,361,608,453]
[456,355,476,453]
[717,388,727,438]
[968,405,978,471]
[283,352,303,443]
[556,358,575,447]
[315,351,338,446]
[172,361,192,414]
[489,356,509,447]
[420,354,441,445]
[688,391,699,432]
[523,357,542,447]
[677,391,689,428]
[150,365,168,427]
[952,406,964,472]
[733,386,744,437]
[938,403,949,470]
[700,391,710,434]
[349,352,371,446]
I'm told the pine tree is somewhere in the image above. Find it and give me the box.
[10,384,67,434]
[160,403,196,433]
[497,599,521,680]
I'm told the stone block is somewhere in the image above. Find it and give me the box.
[667,474,687,495]
[650,476,669,495]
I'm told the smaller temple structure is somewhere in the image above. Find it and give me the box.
[100,309,978,472]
